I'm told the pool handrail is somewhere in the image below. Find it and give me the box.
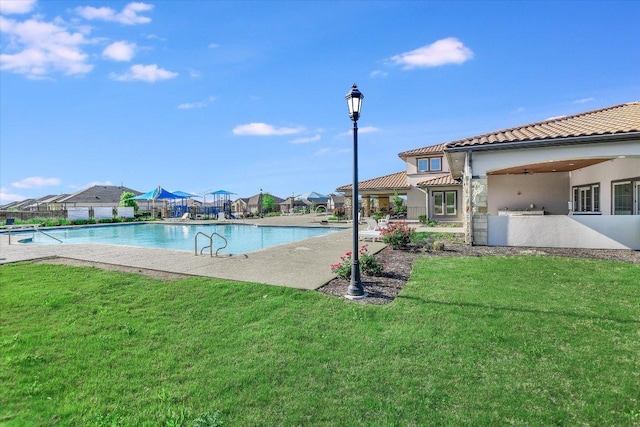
[195,231,228,257]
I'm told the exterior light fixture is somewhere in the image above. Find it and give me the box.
[345,83,365,298]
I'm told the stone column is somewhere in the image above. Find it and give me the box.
[344,196,353,220]
[362,196,371,217]
[471,178,488,245]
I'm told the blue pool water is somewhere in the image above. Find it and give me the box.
[14,223,342,254]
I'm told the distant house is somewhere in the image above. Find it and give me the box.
[57,185,142,208]
[231,198,249,216]
[243,192,285,215]
[25,194,69,212]
[338,101,640,249]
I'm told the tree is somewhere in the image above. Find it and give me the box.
[262,193,275,213]
[392,192,407,216]
[120,191,139,213]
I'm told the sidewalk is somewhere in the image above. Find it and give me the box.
[0,216,462,290]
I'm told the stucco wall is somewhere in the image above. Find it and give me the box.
[488,215,640,249]
[570,157,640,215]
[488,172,571,215]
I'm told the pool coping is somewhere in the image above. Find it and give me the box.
[0,216,384,290]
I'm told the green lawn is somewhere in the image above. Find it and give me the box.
[1,256,639,426]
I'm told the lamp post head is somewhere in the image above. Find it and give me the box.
[345,83,363,122]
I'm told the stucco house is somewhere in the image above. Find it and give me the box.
[448,101,639,250]
[337,143,463,223]
[338,101,640,250]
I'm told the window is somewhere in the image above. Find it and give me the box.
[433,191,457,216]
[613,179,640,215]
[613,181,632,215]
[572,183,599,212]
[418,157,443,172]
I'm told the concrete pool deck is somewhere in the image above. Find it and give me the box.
[0,216,462,290]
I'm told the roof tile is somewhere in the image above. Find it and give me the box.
[446,101,640,149]
[337,171,408,192]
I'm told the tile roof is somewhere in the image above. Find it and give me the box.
[336,171,408,192]
[417,174,461,187]
[397,143,447,159]
[446,101,640,149]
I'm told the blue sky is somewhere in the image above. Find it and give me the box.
[1,0,639,204]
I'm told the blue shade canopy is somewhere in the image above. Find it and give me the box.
[131,186,181,200]
[206,189,236,196]
[172,190,200,198]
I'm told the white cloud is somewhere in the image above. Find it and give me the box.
[76,2,153,25]
[11,176,61,189]
[573,97,594,104]
[0,187,26,204]
[178,101,206,110]
[208,42,219,48]
[109,64,178,82]
[0,15,93,78]
[0,0,36,15]
[233,123,305,136]
[338,125,380,138]
[178,96,215,110]
[289,134,321,144]
[313,148,331,157]
[370,70,388,78]
[103,40,136,61]
[359,126,380,134]
[389,37,473,69]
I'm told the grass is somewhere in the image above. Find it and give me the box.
[1,256,639,426]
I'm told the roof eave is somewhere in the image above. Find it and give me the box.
[445,131,640,153]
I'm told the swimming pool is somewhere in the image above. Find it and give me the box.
[12,223,343,254]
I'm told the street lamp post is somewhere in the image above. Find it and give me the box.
[345,83,365,297]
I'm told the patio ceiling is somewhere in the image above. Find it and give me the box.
[487,158,613,175]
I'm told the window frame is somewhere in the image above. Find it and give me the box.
[432,190,457,216]
[417,156,443,172]
[572,183,600,213]
[612,179,640,215]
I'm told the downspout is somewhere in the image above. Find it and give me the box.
[465,150,473,245]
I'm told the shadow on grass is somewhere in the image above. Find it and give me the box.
[397,295,640,324]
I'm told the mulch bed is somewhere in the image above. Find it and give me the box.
[316,243,640,305]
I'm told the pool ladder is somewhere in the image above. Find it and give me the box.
[195,232,228,257]
[6,224,62,244]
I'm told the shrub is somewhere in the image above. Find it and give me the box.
[330,245,384,279]
[360,245,384,276]
[418,214,427,224]
[381,222,414,250]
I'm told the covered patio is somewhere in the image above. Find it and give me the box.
[446,101,640,249]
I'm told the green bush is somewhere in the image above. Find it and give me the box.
[418,214,427,224]
[330,245,384,279]
[381,222,414,250]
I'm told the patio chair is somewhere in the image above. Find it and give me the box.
[359,217,384,241]
[378,214,391,228]
[169,212,190,221]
